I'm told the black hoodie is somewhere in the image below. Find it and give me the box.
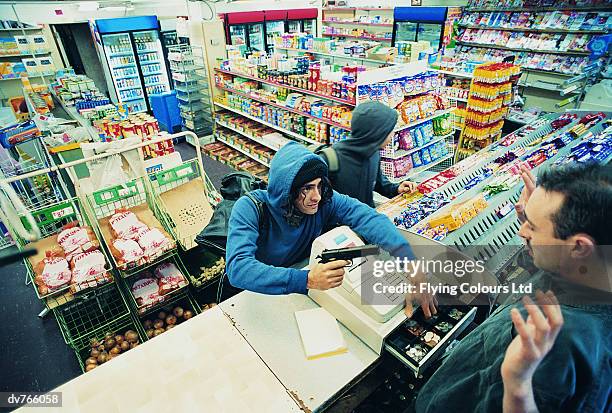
[324,101,399,207]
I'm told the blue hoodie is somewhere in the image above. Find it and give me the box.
[226,142,415,295]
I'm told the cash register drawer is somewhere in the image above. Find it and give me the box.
[384,306,477,377]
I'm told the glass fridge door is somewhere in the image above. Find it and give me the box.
[229,25,247,46]
[303,19,316,35]
[248,23,265,52]
[287,20,300,33]
[102,32,146,113]
[394,21,418,43]
[265,21,285,51]
[417,23,443,50]
[133,30,172,100]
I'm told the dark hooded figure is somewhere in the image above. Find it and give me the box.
[321,101,418,208]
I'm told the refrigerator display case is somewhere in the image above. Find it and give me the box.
[287,9,318,34]
[248,23,265,52]
[222,11,266,53]
[265,10,288,52]
[392,7,448,51]
[91,16,172,114]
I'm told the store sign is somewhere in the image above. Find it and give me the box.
[51,206,74,220]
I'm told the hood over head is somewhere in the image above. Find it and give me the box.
[267,142,328,214]
[336,101,398,158]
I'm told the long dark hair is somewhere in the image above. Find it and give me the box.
[283,176,333,227]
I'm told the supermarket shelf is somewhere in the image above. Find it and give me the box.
[522,67,575,77]
[118,85,141,92]
[517,81,580,94]
[144,72,164,77]
[214,101,318,144]
[121,96,144,102]
[216,119,290,152]
[0,26,43,31]
[173,64,205,72]
[0,73,54,81]
[465,5,612,12]
[112,63,136,69]
[218,85,351,130]
[434,69,474,79]
[393,108,454,133]
[0,51,51,57]
[140,60,161,65]
[277,46,390,65]
[109,52,133,58]
[382,133,452,160]
[175,84,202,94]
[322,33,392,41]
[115,75,139,81]
[216,136,270,167]
[389,154,453,183]
[458,23,608,35]
[322,20,393,27]
[144,82,165,88]
[177,93,207,102]
[137,49,158,54]
[456,41,591,56]
[215,68,356,106]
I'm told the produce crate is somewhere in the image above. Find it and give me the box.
[119,254,192,316]
[149,160,215,251]
[53,283,131,348]
[134,293,200,341]
[85,177,177,277]
[74,316,145,373]
[12,197,114,309]
[179,245,225,290]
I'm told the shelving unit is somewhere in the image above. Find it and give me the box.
[321,6,394,48]
[455,2,611,111]
[276,46,390,66]
[168,45,213,136]
[321,33,392,42]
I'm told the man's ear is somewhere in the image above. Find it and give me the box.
[568,233,596,259]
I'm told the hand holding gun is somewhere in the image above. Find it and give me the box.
[317,244,381,267]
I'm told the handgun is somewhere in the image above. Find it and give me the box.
[317,244,380,266]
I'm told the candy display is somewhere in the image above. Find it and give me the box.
[215,76,352,129]
[457,62,520,154]
[357,72,441,106]
[220,46,359,104]
[275,32,383,60]
[393,193,451,230]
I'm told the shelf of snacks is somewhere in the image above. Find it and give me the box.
[137,294,200,340]
[215,128,273,167]
[213,100,329,146]
[148,160,215,251]
[215,85,352,131]
[411,112,609,252]
[214,113,292,152]
[12,197,115,310]
[456,62,521,161]
[321,32,393,42]
[458,24,607,34]
[124,255,192,316]
[322,20,393,27]
[214,68,356,106]
[455,40,591,56]
[274,33,395,66]
[202,141,269,180]
[86,178,177,278]
[52,282,129,347]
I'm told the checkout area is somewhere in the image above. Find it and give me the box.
[16,227,500,412]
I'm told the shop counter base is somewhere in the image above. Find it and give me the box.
[220,291,379,412]
[15,307,302,413]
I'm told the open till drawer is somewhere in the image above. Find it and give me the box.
[384,306,477,377]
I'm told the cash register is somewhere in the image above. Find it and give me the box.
[308,226,493,360]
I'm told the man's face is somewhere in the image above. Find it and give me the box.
[518,187,568,273]
[381,130,395,149]
[294,178,322,215]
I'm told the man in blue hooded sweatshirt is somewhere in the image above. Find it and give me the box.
[226,142,435,317]
[320,101,418,208]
